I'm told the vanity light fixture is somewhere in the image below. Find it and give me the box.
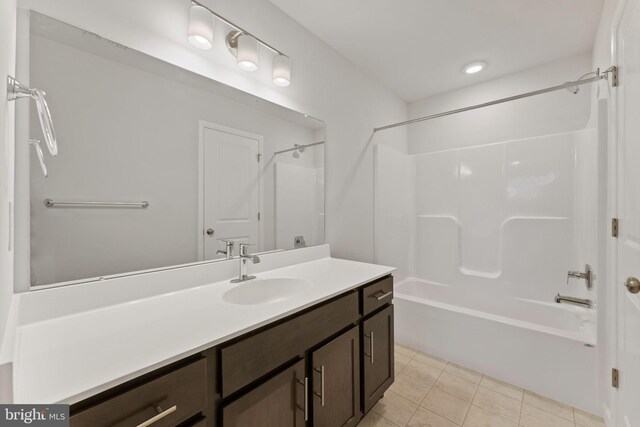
[187,4,214,50]
[464,61,487,74]
[187,1,292,85]
[273,54,292,87]
[237,34,259,72]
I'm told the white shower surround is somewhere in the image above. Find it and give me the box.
[375,128,599,412]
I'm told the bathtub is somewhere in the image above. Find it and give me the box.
[394,278,598,413]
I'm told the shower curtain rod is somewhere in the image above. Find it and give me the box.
[373,66,617,133]
[274,141,325,155]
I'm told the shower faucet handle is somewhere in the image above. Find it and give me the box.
[566,264,593,290]
[567,271,586,283]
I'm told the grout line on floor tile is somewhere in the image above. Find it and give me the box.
[522,389,577,423]
[460,373,482,425]
[479,375,525,402]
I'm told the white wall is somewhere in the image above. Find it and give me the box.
[0,0,17,376]
[25,33,321,286]
[408,53,593,154]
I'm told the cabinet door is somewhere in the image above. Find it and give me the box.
[222,360,307,427]
[363,305,394,413]
[311,326,361,427]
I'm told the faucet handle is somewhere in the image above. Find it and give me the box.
[238,242,256,256]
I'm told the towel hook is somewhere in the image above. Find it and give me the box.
[7,75,58,157]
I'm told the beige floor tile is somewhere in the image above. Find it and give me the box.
[523,390,574,421]
[421,388,471,425]
[471,386,521,422]
[373,390,419,427]
[390,373,432,403]
[406,407,459,427]
[574,408,606,427]
[433,372,478,402]
[444,363,482,384]
[413,352,448,370]
[396,352,412,374]
[479,376,523,401]
[359,410,401,427]
[396,343,419,359]
[519,403,575,427]
[403,359,444,385]
[463,405,516,427]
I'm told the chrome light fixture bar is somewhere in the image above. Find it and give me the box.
[189,1,292,86]
[191,0,287,56]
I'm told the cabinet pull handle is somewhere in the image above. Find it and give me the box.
[295,376,309,421]
[314,366,325,406]
[365,331,374,364]
[136,405,177,427]
[371,290,392,301]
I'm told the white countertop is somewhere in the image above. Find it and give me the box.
[7,245,395,404]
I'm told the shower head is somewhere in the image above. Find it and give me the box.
[292,143,305,158]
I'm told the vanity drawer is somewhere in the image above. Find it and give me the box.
[70,359,207,427]
[362,276,393,316]
[221,291,359,397]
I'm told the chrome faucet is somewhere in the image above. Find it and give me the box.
[217,240,235,260]
[231,243,261,283]
[567,264,593,289]
[555,293,593,309]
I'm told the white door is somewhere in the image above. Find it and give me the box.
[200,122,261,260]
[617,0,640,425]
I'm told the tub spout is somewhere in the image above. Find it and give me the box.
[555,293,593,309]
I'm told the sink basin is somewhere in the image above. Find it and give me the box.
[223,278,313,305]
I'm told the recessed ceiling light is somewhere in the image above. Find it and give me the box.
[464,61,487,74]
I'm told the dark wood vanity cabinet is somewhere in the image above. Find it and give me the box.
[70,275,394,427]
[362,305,394,413]
[70,358,208,427]
[222,360,306,427]
[311,326,361,427]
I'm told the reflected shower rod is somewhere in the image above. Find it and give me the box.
[373,66,618,133]
[274,141,325,155]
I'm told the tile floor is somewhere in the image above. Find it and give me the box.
[361,343,606,427]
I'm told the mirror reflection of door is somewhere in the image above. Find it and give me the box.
[200,121,262,260]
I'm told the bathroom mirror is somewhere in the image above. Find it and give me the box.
[16,12,325,288]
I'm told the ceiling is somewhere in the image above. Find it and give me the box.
[269,0,604,102]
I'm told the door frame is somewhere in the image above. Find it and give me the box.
[610,0,631,424]
[197,120,264,261]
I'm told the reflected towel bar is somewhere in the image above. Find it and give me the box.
[44,199,149,208]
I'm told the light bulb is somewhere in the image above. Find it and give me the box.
[237,34,259,72]
[188,4,214,50]
[273,54,291,87]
